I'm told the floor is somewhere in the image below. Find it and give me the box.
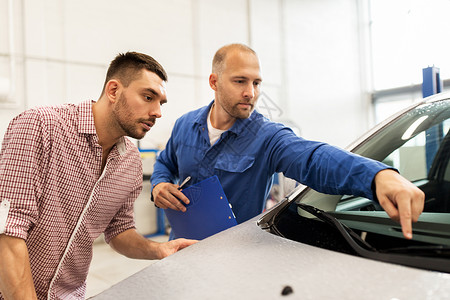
[86,234,169,298]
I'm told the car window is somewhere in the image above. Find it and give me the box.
[382,130,428,182]
[338,100,450,213]
[297,99,450,213]
[382,119,450,182]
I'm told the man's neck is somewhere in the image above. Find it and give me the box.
[210,102,236,131]
[92,99,121,152]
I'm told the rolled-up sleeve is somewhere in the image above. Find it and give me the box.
[0,110,45,239]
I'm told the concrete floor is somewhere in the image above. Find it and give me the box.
[86,235,169,298]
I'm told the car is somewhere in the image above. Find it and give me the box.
[92,92,450,300]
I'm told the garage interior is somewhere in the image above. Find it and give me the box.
[0,0,449,298]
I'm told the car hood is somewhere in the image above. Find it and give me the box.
[92,215,450,300]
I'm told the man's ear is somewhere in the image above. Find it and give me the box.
[105,80,121,102]
[209,73,218,91]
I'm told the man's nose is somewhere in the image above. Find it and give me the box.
[149,102,162,118]
[243,83,255,99]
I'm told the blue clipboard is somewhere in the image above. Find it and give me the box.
[164,175,237,240]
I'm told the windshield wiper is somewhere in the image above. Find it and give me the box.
[296,203,377,252]
[296,203,450,273]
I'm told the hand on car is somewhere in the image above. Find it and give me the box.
[152,182,190,212]
[157,238,198,258]
[374,169,425,239]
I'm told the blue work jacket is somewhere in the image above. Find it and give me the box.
[151,101,388,224]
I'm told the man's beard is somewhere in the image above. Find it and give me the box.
[112,94,155,140]
[216,86,256,120]
[221,98,255,120]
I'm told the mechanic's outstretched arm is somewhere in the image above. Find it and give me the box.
[152,182,191,212]
[373,169,425,239]
[0,234,38,300]
[109,228,197,260]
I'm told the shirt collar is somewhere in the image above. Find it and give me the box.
[78,100,127,155]
[193,100,257,136]
[193,101,214,127]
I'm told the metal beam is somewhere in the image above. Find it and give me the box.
[371,78,450,103]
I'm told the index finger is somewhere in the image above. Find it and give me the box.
[172,187,190,205]
[397,194,413,239]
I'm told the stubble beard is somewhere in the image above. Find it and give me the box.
[113,94,151,140]
[217,92,255,120]
[226,101,254,120]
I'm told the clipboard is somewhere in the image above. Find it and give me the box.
[164,175,237,240]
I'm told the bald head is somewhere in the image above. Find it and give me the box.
[212,44,258,76]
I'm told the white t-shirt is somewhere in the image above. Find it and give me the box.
[207,107,226,146]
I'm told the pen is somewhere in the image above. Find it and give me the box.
[178,176,191,190]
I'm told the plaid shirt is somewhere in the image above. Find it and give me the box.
[0,101,143,299]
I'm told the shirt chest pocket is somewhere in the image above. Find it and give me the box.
[214,154,255,173]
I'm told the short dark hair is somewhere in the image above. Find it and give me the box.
[212,43,257,75]
[101,52,167,95]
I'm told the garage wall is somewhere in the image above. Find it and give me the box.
[0,0,368,149]
[284,0,371,145]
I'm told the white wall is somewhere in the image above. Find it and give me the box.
[0,0,368,149]
[283,0,370,145]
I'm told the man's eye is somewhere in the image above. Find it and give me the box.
[145,96,153,101]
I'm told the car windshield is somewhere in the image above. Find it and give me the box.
[267,97,450,273]
[304,98,450,213]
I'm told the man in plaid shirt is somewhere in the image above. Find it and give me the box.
[0,52,196,299]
